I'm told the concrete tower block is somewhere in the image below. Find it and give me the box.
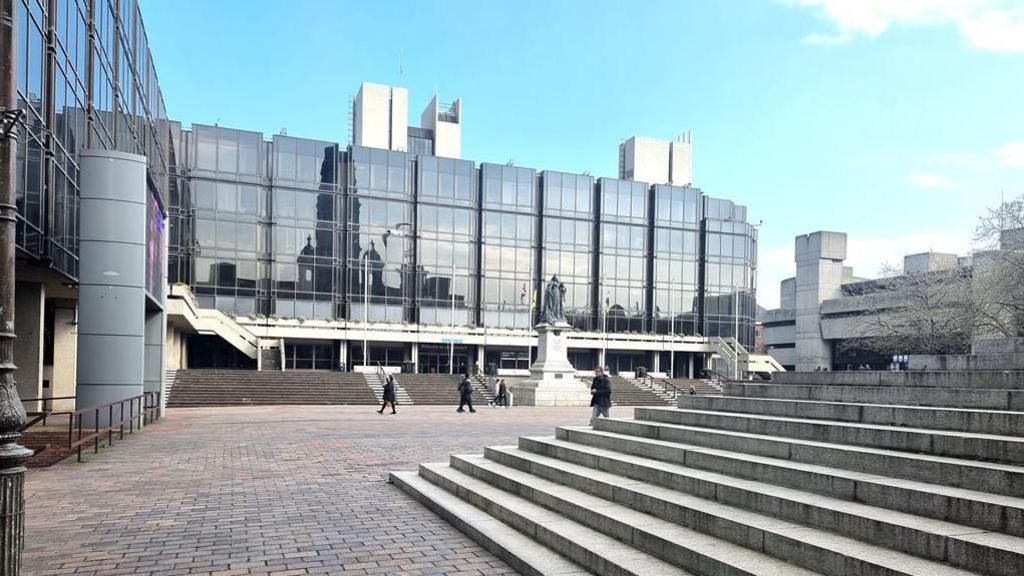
[77,150,148,421]
[794,231,847,372]
[353,82,408,151]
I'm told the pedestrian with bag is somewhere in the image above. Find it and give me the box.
[457,374,476,413]
[378,373,397,414]
[590,366,612,426]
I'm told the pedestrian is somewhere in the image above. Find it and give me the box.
[378,374,397,414]
[457,374,476,413]
[590,366,612,426]
[688,384,696,395]
[495,378,508,407]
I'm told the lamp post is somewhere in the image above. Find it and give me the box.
[0,1,33,572]
[449,257,455,375]
[362,250,369,369]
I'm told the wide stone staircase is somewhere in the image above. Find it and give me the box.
[665,377,723,396]
[166,369,377,406]
[392,368,1024,576]
[608,375,674,406]
[364,370,413,406]
[395,374,489,406]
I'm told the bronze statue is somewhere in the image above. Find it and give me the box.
[542,275,567,325]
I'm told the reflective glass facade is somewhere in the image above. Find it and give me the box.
[170,126,759,348]
[13,0,169,280]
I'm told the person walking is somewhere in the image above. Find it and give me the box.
[590,366,612,426]
[495,378,508,407]
[378,374,397,414]
[457,374,476,413]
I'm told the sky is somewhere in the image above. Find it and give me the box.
[138,0,1024,308]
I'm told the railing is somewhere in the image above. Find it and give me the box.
[21,391,162,463]
[701,368,735,389]
[19,396,76,428]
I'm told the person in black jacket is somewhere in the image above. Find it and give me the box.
[457,375,476,413]
[378,374,397,414]
[590,366,612,425]
[494,378,508,407]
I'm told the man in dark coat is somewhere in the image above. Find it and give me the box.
[378,374,397,414]
[457,375,476,413]
[495,378,508,407]
[590,366,612,425]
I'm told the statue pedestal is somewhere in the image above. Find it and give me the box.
[511,322,591,407]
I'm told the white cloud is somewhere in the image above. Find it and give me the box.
[785,0,1024,53]
[997,141,1024,166]
[906,172,954,189]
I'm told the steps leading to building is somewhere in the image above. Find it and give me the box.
[608,376,672,406]
[394,367,1024,575]
[679,395,1024,436]
[166,369,377,406]
[726,382,1024,410]
[395,374,487,406]
[364,371,413,406]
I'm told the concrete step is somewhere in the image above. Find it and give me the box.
[545,429,1024,537]
[388,471,590,576]
[451,453,987,576]
[587,418,1024,497]
[499,439,1024,574]
[411,463,697,576]
[678,396,1024,437]
[724,383,1024,410]
[637,407,1024,464]
[772,371,1024,390]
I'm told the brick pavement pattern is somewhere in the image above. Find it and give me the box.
[23,405,593,575]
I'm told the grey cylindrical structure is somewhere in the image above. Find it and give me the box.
[77,150,148,420]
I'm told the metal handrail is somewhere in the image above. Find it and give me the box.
[22,391,161,463]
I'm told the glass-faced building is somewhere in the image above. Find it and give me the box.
[166,123,758,376]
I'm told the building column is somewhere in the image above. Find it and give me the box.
[688,354,695,379]
[476,344,484,375]
[51,304,77,411]
[12,282,44,404]
[144,309,165,413]
[651,350,661,374]
[597,348,606,370]
[337,339,347,370]
[794,232,846,372]
[410,342,419,373]
[76,150,148,422]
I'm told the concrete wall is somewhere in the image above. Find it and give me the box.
[669,134,693,186]
[354,82,408,152]
[904,252,958,274]
[794,231,847,371]
[973,337,1024,355]
[50,305,77,410]
[620,136,670,185]
[13,281,45,401]
[780,277,796,311]
[421,95,461,159]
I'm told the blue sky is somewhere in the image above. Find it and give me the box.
[138,0,1024,307]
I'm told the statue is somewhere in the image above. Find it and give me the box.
[542,275,567,325]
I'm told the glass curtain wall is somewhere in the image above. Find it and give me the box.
[190,125,264,316]
[652,185,701,335]
[13,0,168,280]
[416,156,477,326]
[167,121,191,286]
[540,171,595,331]
[480,164,538,329]
[701,197,758,348]
[271,134,340,320]
[346,146,413,323]
[597,178,649,333]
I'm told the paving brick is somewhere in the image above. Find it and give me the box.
[24,405,590,575]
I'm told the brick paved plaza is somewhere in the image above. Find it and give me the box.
[23,405,594,576]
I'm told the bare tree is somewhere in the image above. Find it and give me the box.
[972,194,1024,338]
[846,262,973,356]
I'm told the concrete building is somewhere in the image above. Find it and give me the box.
[761,231,985,371]
[353,82,462,159]
[618,132,693,186]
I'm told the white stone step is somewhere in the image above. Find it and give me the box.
[725,383,1023,411]
[542,429,1024,537]
[389,471,590,576]
[452,453,985,576]
[494,440,1024,575]
[413,463,698,576]
[677,396,1024,436]
[585,419,1024,497]
[636,407,1024,464]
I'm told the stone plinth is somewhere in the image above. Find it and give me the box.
[511,323,590,407]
